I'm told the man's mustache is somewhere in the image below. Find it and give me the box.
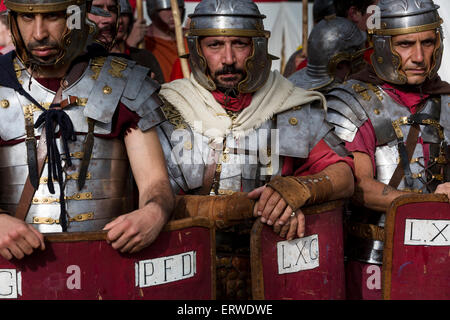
[27,38,60,51]
[215,65,245,77]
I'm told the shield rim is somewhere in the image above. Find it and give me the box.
[382,193,449,300]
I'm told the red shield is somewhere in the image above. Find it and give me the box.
[250,201,346,300]
[383,194,450,300]
[0,217,216,300]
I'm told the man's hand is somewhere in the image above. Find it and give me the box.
[435,182,450,203]
[103,202,168,254]
[0,214,45,260]
[126,18,148,48]
[248,185,305,240]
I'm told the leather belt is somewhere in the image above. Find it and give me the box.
[346,221,385,242]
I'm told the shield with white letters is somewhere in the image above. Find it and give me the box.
[250,201,346,300]
[0,217,216,300]
[383,194,450,300]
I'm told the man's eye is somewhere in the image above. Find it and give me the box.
[397,42,412,48]
[20,14,34,20]
[234,42,249,47]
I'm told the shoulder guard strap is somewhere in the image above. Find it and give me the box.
[277,101,325,158]
[327,80,397,145]
[441,95,450,144]
[84,55,129,124]
[157,99,206,191]
[121,75,166,131]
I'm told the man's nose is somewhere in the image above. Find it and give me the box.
[32,15,49,42]
[222,43,236,66]
[411,43,425,65]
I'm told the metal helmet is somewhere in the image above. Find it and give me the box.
[313,0,335,23]
[5,0,97,68]
[186,0,276,93]
[289,16,367,91]
[119,0,132,15]
[368,0,443,84]
[146,0,184,18]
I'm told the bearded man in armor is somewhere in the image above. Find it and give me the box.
[157,0,355,241]
[289,15,367,93]
[0,0,174,260]
[325,0,450,299]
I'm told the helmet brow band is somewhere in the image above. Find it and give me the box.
[187,28,270,38]
[369,19,443,36]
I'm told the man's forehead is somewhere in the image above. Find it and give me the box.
[202,36,252,42]
[393,30,437,41]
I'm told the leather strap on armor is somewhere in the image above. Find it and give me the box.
[173,193,255,228]
[266,174,333,212]
[389,123,421,189]
[78,118,95,190]
[346,221,385,242]
[14,61,88,225]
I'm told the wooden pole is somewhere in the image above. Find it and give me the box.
[136,0,144,49]
[302,0,309,55]
[170,0,190,78]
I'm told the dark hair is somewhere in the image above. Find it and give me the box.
[334,0,375,17]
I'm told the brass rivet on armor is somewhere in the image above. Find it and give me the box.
[377,57,383,64]
[0,99,9,108]
[103,85,112,94]
[221,153,229,163]
[289,117,298,126]
[374,108,380,115]
[184,141,192,150]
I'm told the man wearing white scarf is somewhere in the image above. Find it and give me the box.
[157,0,355,240]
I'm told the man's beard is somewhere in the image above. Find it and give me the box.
[96,24,116,46]
[27,38,61,66]
[213,64,246,97]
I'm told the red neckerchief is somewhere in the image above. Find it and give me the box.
[124,43,131,56]
[36,77,61,92]
[382,83,430,114]
[381,84,431,165]
[211,90,253,112]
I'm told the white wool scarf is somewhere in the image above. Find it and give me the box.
[160,71,327,142]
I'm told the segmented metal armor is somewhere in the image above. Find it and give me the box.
[158,0,347,196]
[0,0,166,232]
[326,0,450,264]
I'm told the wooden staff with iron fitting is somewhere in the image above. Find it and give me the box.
[170,0,190,78]
[302,0,309,55]
[136,0,145,49]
